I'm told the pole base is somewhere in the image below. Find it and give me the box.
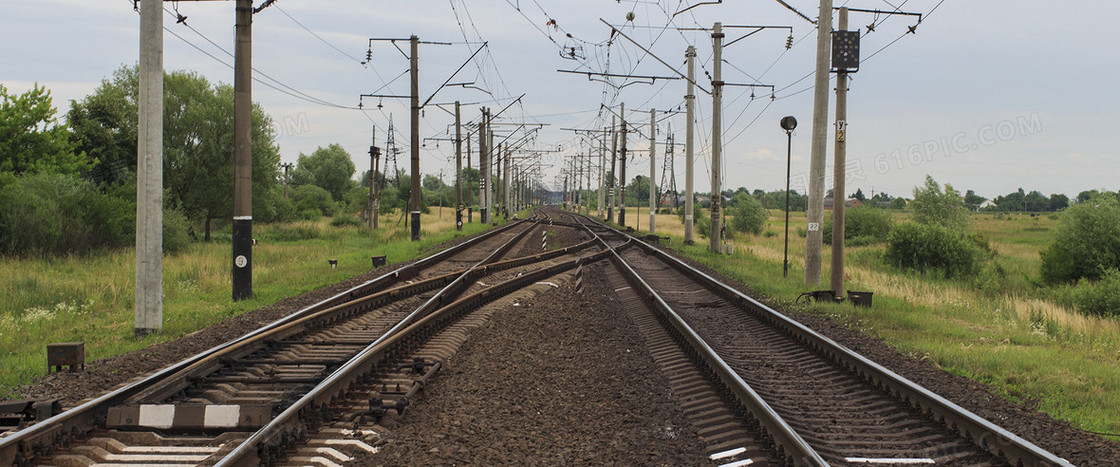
[410,211,421,241]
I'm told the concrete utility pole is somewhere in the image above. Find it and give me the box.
[409,35,422,241]
[455,101,463,230]
[368,127,380,230]
[598,134,605,218]
[806,0,834,284]
[503,146,511,219]
[831,7,850,297]
[479,108,489,224]
[232,0,253,301]
[586,148,593,214]
[608,116,617,223]
[684,45,696,244]
[619,102,628,228]
[466,128,472,223]
[709,22,724,254]
[135,0,163,335]
[649,108,657,233]
[281,163,293,199]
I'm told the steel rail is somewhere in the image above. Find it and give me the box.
[0,218,529,466]
[595,212,1072,467]
[577,215,825,465]
[215,236,619,465]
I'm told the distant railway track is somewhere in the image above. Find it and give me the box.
[569,211,1072,466]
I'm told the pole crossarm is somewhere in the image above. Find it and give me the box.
[557,69,680,89]
[599,19,711,95]
[422,42,488,109]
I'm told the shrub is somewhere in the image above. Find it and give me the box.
[910,175,970,232]
[0,173,135,255]
[884,222,985,277]
[330,214,363,227]
[291,184,336,217]
[729,193,767,236]
[1058,270,1120,317]
[822,206,894,245]
[1039,194,1120,284]
[162,207,192,254]
[677,204,709,238]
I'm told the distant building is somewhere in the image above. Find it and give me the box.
[979,199,997,210]
[823,198,862,210]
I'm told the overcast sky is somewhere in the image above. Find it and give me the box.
[4,1,1118,200]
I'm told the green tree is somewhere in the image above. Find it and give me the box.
[625,175,650,207]
[68,68,138,185]
[729,192,767,236]
[1039,194,1120,284]
[292,144,355,202]
[994,188,1025,211]
[0,84,85,179]
[1049,193,1070,211]
[963,189,986,210]
[909,175,969,232]
[1023,190,1048,212]
[852,188,866,202]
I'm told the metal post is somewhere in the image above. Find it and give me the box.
[619,102,628,228]
[232,0,253,301]
[782,118,796,277]
[806,0,834,284]
[409,35,421,241]
[136,0,163,334]
[684,45,696,244]
[455,101,463,230]
[831,7,849,297]
[649,108,656,233]
[710,22,723,254]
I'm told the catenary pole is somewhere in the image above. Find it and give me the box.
[684,45,696,244]
[409,35,421,241]
[619,102,628,228]
[231,0,253,300]
[831,7,850,297]
[136,0,163,334]
[710,22,723,254]
[806,0,834,284]
[455,101,463,230]
[649,108,657,233]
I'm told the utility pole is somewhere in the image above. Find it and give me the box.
[684,45,696,244]
[831,6,851,297]
[649,108,657,233]
[598,134,605,218]
[503,146,511,219]
[608,116,617,223]
[479,108,489,224]
[709,22,723,254]
[368,127,380,230]
[280,163,293,199]
[619,102,628,228]
[806,0,834,284]
[408,35,422,241]
[135,0,163,334]
[232,0,253,301]
[454,101,463,230]
[466,128,473,223]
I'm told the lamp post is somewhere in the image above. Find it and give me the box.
[781,116,798,277]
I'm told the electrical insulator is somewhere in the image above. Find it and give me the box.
[786,35,793,50]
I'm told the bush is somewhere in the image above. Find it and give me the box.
[910,175,969,232]
[729,193,767,235]
[1039,194,1120,284]
[885,222,985,277]
[330,214,364,227]
[291,184,337,217]
[162,207,192,254]
[0,173,135,255]
[1056,269,1120,317]
[822,206,893,245]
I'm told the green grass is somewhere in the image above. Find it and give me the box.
[0,212,500,397]
[646,209,1120,437]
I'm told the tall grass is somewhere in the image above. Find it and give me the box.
[0,211,498,397]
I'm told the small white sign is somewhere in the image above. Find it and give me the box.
[685,215,693,221]
[235,255,248,268]
[807,222,820,232]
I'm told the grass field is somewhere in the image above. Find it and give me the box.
[0,209,497,397]
[611,207,1120,437]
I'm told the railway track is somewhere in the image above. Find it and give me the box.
[1,206,1077,466]
[0,210,615,466]
[574,212,1072,466]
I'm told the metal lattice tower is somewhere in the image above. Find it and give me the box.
[385,115,400,188]
[658,123,678,209]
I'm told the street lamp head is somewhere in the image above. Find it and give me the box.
[780,116,797,132]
